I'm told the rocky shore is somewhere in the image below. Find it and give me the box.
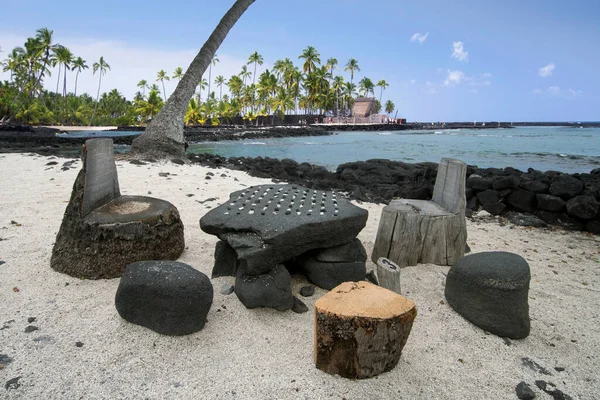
[187,153,600,234]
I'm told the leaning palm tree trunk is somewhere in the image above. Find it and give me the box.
[130,0,256,158]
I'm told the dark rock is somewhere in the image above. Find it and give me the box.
[314,239,367,263]
[0,354,13,366]
[493,176,519,190]
[115,261,214,335]
[4,376,21,390]
[549,175,584,198]
[129,159,146,165]
[220,284,234,295]
[466,196,479,210]
[466,176,493,191]
[300,257,366,290]
[27,317,36,323]
[535,211,560,224]
[505,212,547,228]
[536,194,566,212]
[477,189,501,205]
[534,381,573,400]
[24,325,38,333]
[212,241,239,278]
[291,296,309,314]
[506,189,537,213]
[566,195,598,220]
[465,188,474,199]
[445,252,531,339]
[554,367,565,372]
[300,285,315,297]
[75,341,84,347]
[516,381,536,400]
[171,158,185,165]
[200,185,368,275]
[45,161,58,166]
[483,202,506,216]
[522,357,552,375]
[0,261,4,266]
[519,180,549,194]
[366,270,379,285]
[234,265,293,311]
[586,220,600,234]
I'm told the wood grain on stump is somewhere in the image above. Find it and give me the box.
[314,281,416,379]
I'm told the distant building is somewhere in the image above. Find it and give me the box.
[352,97,377,117]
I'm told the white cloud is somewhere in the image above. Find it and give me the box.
[444,70,464,86]
[483,72,492,77]
[410,79,417,84]
[470,89,478,94]
[424,81,438,94]
[451,41,468,62]
[538,63,555,77]
[410,32,429,44]
[0,32,258,101]
[532,88,543,94]
[548,86,560,95]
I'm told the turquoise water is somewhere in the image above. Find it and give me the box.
[57,130,140,138]
[188,126,600,173]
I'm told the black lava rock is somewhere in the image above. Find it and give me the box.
[234,265,294,311]
[476,189,501,205]
[506,189,537,213]
[483,202,506,216]
[466,176,493,191]
[493,176,520,190]
[220,284,234,295]
[212,240,239,278]
[24,326,38,333]
[5,377,21,390]
[516,381,536,400]
[445,251,531,339]
[115,261,214,335]
[519,180,549,194]
[536,194,566,212]
[566,195,598,220]
[301,258,366,290]
[550,175,584,198]
[300,285,316,297]
[291,296,309,313]
[75,341,84,347]
[314,239,367,262]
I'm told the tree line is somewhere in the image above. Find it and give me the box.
[0,28,396,126]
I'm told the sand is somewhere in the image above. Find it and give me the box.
[0,153,599,399]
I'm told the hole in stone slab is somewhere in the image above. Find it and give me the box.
[248,210,255,214]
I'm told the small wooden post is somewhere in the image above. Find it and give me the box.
[314,281,417,379]
[376,257,401,294]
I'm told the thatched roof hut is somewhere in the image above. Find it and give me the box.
[352,97,377,117]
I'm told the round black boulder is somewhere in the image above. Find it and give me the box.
[115,261,213,335]
[445,251,531,339]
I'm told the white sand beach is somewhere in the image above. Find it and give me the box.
[1,153,599,399]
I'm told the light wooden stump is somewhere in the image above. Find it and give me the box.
[371,158,467,267]
[376,257,401,294]
[314,281,417,379]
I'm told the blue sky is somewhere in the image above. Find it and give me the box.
[1,0,598,121]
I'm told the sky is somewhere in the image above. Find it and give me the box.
[1,0,599,122]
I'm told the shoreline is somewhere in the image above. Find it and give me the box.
[0,152,598,399]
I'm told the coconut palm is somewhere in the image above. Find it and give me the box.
[214,75,225,101]
[89,56,110,126]
[137,79,149,98]
[207,54,219,98]
[130,0,256,158]
[247,51,263,86]
[239,64,252,88]
[359,77,375,98]
[299,46,321,75]
[196,78,208,102]
[385,100,395,116]
[57,46,73,123]
[172,67,183,81]
[376,79,389,103]
[344,58,360,89]
[136,89,164,121]
[72,57,88,97]
[156,69,170,101]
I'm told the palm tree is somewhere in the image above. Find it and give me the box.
[156,69,170,101]
[385,100,395,116]
[172,67,183,81]
[72,57,88,97]
[207,54,219,98]
[136,89,164,121]
[214,75,225,101]
[130,0,256,158]
[247,51,263,86]
[344,58,360,89]
[239,64,251,88]
[299,46,321,75]
[359,77,375,98]
[58,46,73,123]
[196,78,208,102]
[89,56,110,126]
[7,27,56,122]
[377,79,389,103]
[137,79,149,98]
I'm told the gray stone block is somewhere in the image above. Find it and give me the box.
[301,258,366,290]
[234,265,294,311]
[445,251,531,339]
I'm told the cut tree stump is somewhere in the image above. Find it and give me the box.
[376,257,401,294]
[372,158,467,267]
[314,281,416,379]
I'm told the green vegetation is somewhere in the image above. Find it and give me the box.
[1,28,397,127]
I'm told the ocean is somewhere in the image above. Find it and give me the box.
[188,126,600,173]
